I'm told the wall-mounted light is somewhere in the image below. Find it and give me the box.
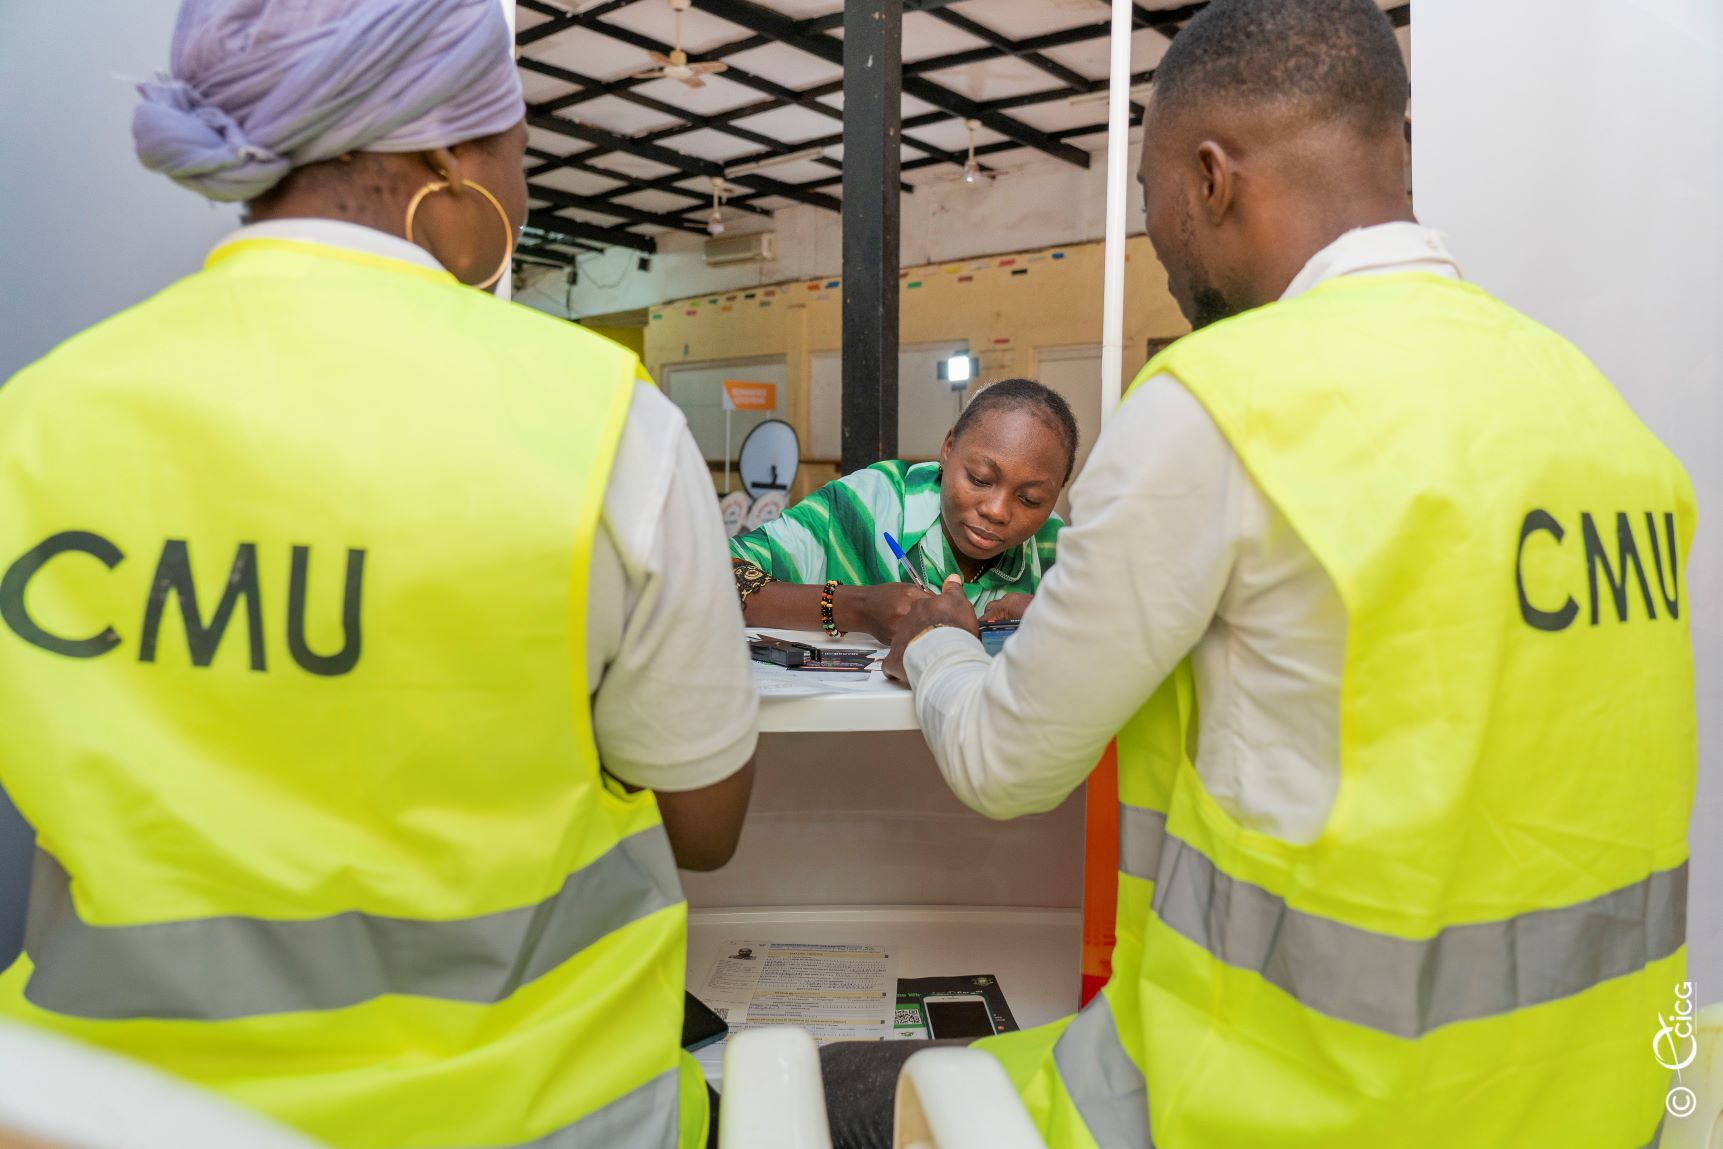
[937,353,979,389]
[962,119,981,184]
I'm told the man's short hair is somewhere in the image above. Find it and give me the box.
[1150,0,1409,135]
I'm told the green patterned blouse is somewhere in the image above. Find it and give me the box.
[728,460,1061,614]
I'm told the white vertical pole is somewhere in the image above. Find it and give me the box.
[1098,0,1134,421]
[496,0,517,302]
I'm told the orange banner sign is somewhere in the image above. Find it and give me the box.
[722,380,777,412]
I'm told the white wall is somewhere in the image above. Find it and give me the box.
[522,144,1146,320]
[0,0,241,963]
[0,3,241,380]
[1414,1,1723,993]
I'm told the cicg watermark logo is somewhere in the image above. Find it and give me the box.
[1654,981,1699,1119]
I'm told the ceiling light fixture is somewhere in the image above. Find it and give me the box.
[707,176,726,236]
[962,119,981,183]
[723,146,826,179]
[1067,81,1155,107]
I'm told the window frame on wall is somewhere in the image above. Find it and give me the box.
[659,355,790,467]
[808,341,973,465]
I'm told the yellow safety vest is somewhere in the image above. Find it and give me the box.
[982,272,1697,1147]
[0,239,708,1149]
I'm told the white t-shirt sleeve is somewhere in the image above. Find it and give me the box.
[904,375,1242,819]
[590,384,759,792]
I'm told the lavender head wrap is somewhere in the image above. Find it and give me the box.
[133,0,524,202]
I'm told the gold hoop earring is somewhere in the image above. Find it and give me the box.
[403,178,515,292]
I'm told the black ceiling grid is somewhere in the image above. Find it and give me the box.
[513,1,1410,260]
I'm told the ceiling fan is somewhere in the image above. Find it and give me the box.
[632,0,729,89]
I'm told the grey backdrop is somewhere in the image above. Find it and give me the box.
[0,0,239,959]
[0,2,239,380]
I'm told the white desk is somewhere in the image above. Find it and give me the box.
[748,628,917,733]
[684,630,1084,1081]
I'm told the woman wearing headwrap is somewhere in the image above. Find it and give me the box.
[0,3,757,1148]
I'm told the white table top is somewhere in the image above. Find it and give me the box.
[750,629,919,733]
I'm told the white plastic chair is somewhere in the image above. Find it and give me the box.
[1658,1001,1723,1149]
[719,1027,834,1149]
[0,1022,327,1149]
[892,1047,1045,1149]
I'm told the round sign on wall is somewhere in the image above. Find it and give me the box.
[738,419,801,502]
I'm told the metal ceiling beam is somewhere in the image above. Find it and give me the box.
[516,238,600,262]
[516,0,1408,229]
[656,68,1144,219]
[533,0,1401,181]
[523,13,1100,162]
[515,0,638,47]
[800,0,967,34]
[527,111,844,212]
[719,115,1128,215]
[514,253,579,271]
[640,52,1093,158]
[542,8,1104,129]
[522,144,710,205]
[521,58,703,133]
[521,56,858,196]
[523,144,660,194]
[923,9,1089,92]
[525,210,657,253]
[985,69,1155,113]
[529,183,709,235]
[526,34,771,111]
[540,15,974,177]
[525,146,776,219]
[1132,3,1207,31]
[694,0,1090,168]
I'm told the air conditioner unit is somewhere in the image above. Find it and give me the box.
[705,231,776,266]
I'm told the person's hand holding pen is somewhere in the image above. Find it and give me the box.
[882,575,980,681]
[837,582,933,642]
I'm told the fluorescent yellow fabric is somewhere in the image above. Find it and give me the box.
[0,240,704,1149]
[986,272,1696,1147]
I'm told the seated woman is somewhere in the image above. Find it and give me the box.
[731,378,1078,641]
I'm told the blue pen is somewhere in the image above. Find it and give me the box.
[882,532,932,592]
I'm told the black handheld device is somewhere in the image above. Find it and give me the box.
[682,991,729,1052]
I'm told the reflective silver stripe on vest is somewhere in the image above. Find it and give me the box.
[23,827,683,1021]
[1049,986,1664,1148]
[1051,991,1153,1148]
[1126,816,1687,1038]
[1118,805,1167,884]
[451,1067,681,1149]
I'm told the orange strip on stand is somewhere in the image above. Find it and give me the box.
[721,380,777,412]
[1079,741,1120,1007]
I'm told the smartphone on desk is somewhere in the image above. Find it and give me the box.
[977,620,1020,657]
[922,993,998,1040]
[682,991,729,1052]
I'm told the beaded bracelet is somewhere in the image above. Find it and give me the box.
[820,579,841,636]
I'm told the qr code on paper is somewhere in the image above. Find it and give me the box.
[713,1007,729,1020]
[894,1009,922,1026]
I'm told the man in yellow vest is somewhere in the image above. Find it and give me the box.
[0,2,756,1147]
[882,0,1697,1145]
